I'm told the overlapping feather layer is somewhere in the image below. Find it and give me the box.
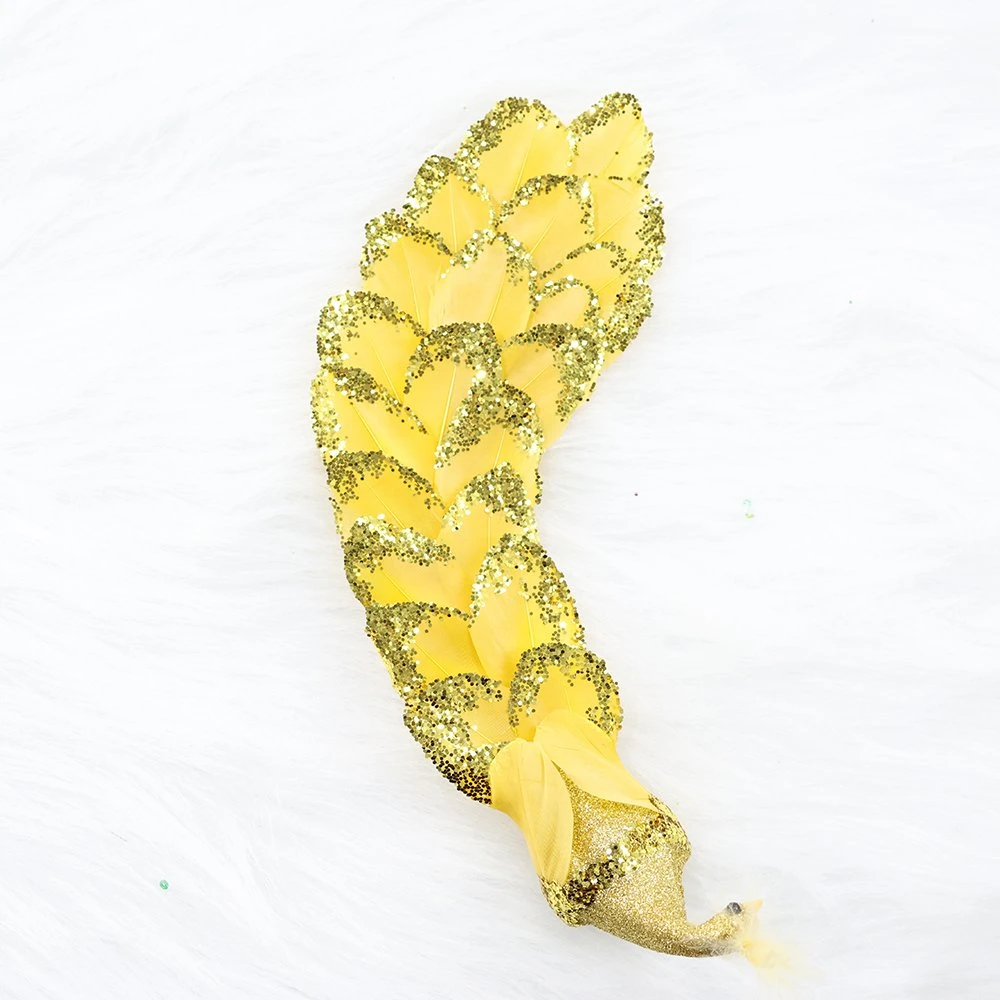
[312,93,665,882]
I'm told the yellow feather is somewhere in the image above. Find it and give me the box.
[313,94,765,960]
[489,738,574,883]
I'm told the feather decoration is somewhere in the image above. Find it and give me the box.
[311,94,771,960]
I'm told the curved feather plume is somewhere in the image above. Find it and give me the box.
[312,94,763,959]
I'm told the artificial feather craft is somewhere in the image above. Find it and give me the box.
[311,94,771,961]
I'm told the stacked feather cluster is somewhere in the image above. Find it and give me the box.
[311,94,665,886]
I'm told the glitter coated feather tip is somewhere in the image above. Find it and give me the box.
[311,94,765,959]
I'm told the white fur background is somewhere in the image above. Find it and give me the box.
[3,1,999,997]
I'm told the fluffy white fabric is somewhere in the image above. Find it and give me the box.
[2,1,998,996]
